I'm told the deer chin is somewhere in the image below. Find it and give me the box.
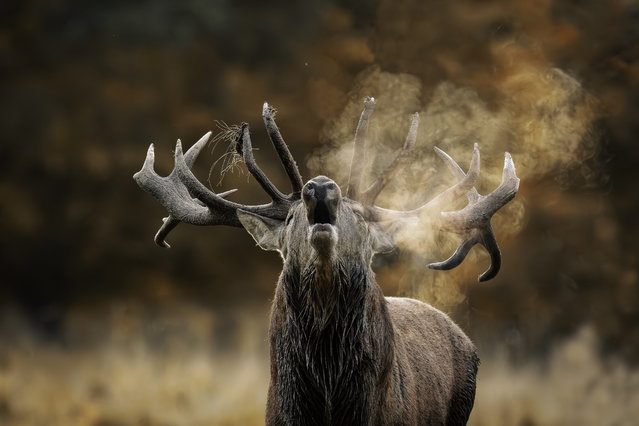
[309,223,338,255]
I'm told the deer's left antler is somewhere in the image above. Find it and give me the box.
[425,149,519,281]
[345,98,520,281]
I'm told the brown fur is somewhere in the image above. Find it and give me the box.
[381,298,479,425]
[264,266,478,426]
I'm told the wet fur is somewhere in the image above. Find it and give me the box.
[266,256,479,425]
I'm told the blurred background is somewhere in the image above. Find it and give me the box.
[1,0,638,425]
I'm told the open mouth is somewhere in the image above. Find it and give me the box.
[310,200,335,226]
[308,200,337,238]
[308,200,338,251]
[302,177,340,239]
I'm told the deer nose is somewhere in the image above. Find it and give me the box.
[303,177,341,225]
[303,178,341,202]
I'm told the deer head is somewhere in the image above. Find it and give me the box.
[133,98,519,281]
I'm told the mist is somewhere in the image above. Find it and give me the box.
[309,61,599,306]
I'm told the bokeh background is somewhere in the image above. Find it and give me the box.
[1,0,638,425]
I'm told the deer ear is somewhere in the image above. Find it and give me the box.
[369,223,395,254]
[237,210,284,252]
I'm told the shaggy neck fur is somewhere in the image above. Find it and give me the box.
[268,255,395,425]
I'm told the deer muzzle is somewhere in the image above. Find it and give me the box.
[303,176,341,252]
[303,176,341,226]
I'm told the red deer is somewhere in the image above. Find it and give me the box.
[133,98,519,425]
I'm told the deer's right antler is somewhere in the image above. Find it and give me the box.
[133,104,302,248]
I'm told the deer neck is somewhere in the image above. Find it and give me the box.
[270,257,395,424]
[283,254,371,327]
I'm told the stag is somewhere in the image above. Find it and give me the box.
[134,98,519,425]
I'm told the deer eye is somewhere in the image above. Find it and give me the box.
[351,209,366,222]
[349,204,370,221]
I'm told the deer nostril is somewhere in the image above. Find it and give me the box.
[304,182,327,202]
[305,187,315,198]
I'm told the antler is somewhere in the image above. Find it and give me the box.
[262,103,304,196]
[359,112,420,206]
[346,98,520,281]
[347,99,419,206]
[425,149,519,281]
[133,104,302,247]
[346,97,376,200]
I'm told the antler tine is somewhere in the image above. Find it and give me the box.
[235,123,289,202]
[427,225,501,282]
[360,112,419,206]
[433,146,480,204]
[263,102,304,196]
[427,151,520,282]
[183,131,211,168]
[347,97,376,200]
[154,188,238,248]
[371,145,480,222]
[411,144,480,216]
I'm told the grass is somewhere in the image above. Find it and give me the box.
[0,302,636,425]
